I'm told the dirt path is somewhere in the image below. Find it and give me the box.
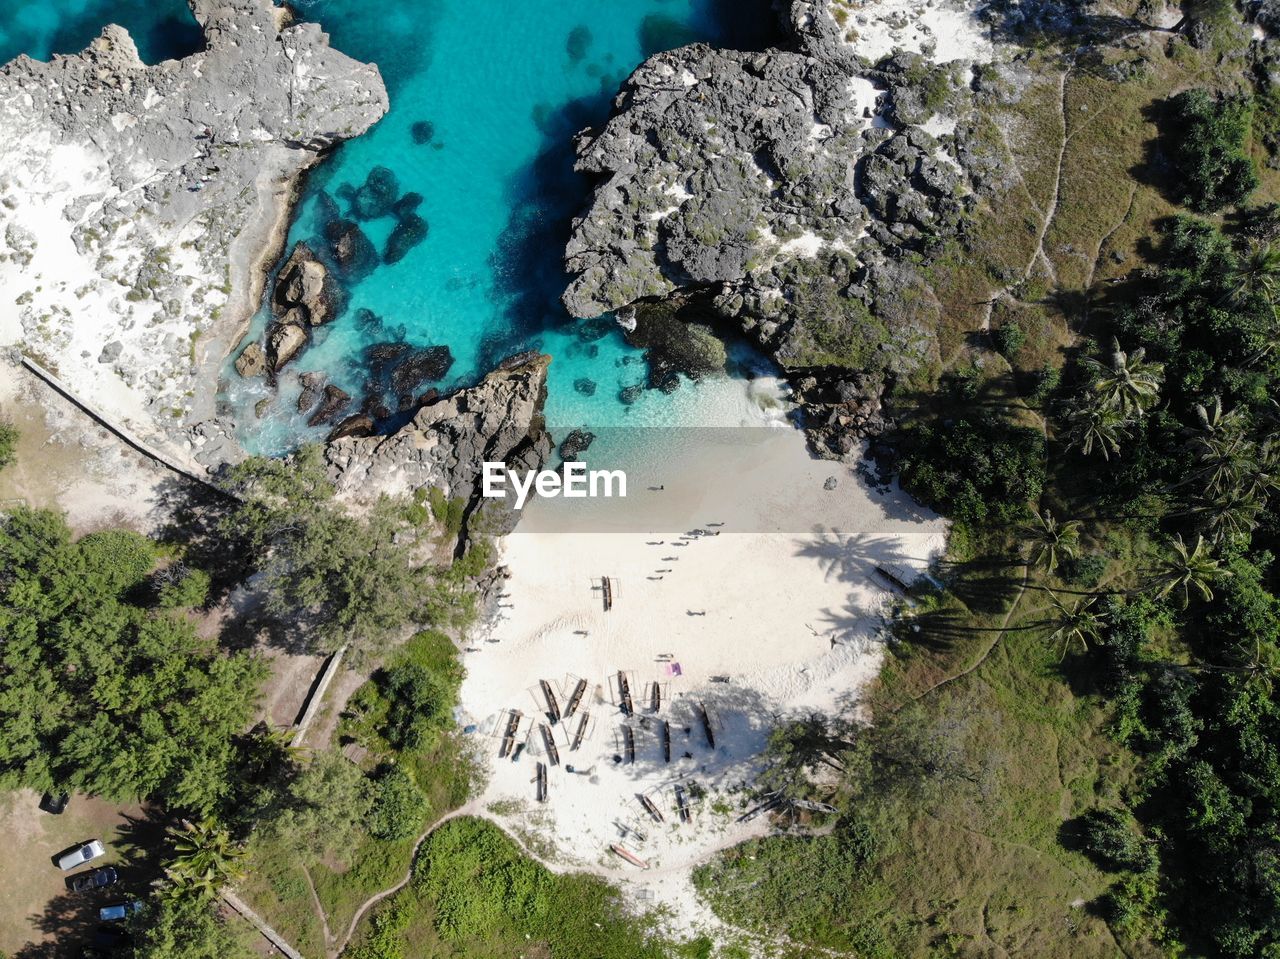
[301,865,335,958]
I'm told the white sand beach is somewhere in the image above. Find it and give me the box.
[459,372,946,934]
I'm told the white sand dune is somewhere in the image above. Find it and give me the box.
[458,372,946,935]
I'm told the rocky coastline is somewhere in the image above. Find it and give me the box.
[562,0,997,457]
[0,0,387,470]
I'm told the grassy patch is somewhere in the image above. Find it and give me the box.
[346,817,678,959]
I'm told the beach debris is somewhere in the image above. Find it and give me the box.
[610,844,650,869]
[738,794,781,823]
[675,784,692,824]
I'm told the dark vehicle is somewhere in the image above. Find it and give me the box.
[39,791,69,814]
[91,926,127,948]
[99,901,143,922]
[70,867,118,893]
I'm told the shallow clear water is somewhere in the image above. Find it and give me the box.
[1,0,787,453]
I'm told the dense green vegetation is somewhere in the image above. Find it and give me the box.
[1167,89,1258,213]
[0,508,265,812]
[345,818,679,959]
[692,34,1280,959]
[222,446,485,655]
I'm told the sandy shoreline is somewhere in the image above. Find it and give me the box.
[459,374,947,935]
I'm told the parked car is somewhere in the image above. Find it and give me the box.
[98,901,143,922]
[90,925,127,948]
[57,840,105,871]
[70,866,118,893]
[39,791,69,815]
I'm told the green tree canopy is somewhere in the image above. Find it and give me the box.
[0,507,265,812]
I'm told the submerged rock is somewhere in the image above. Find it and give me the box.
[410,120,435,145]
[390,345,455,407]
[307,384,351,427]
[392,192,423,218]
[384,213,429,265]
[559,428,596,461]
[324,219,379,281]
[573,377,597,396]
[566,25,593,62]
[626,300,728,390]
[273,242,345,326]
[619,384,643,405]
[350,165,401,220]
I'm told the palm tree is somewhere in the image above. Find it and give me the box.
[1226,241,1280,306]
[1044,594,1105,657]
[1190,491,1263,545]
[1147,534,1232,606]
[1082,337,1164,415]
[164,817,245,901]
[1021,508,1082,572]
[1064,400,1128,460]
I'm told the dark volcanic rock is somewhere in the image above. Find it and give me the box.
[626,299,728,390]
[384,213,429,265]
[390,346,455,407]
[327,413,375,442]
[273,242,345,325]
[307,384,351,427]
[392,192,423,218]
[559,428,596,461]
[410,120,435,145]
[324,219,379,280]
[354,307,382,329]
[498,349,543,371]
[323,354,553,548]
[350,165,400,220]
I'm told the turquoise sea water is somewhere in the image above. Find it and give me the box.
[1,0,783,453]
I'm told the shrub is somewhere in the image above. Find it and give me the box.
[0,420,17,470]
[993,322,1026,359]
[1080,808,1157,872]
[1167,89,1258,212]
[369,766,429,841]
[893,413,1046,523]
